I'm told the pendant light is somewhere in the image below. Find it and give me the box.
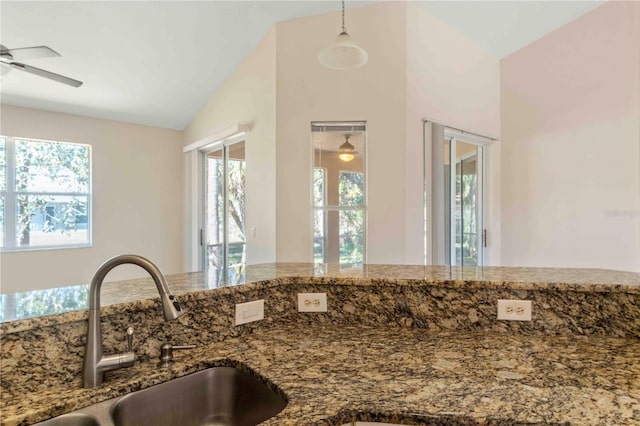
[318,0,368,70]
[338,134,357,162]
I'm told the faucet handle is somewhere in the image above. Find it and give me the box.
[158,343,196,367]
[126,327,134,352]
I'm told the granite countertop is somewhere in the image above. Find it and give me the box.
[8,324,640,425]
[2,264,640,425]
[3,263,639,324]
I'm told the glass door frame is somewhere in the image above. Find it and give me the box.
[425,120,496,267]
[201,135,245,271]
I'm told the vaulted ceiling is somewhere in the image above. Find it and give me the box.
[0,1,604,130]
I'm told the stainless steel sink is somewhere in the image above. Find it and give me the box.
[111,367,287,426]
[34,413,100,426]
[34,366,287,426]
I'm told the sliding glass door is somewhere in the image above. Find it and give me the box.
[204,141,246,270]
[427,121,493,267]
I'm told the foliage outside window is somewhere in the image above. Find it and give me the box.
[205,142,245,270]
[338,171,364,264]
[0,136,91,250]
[455,160,479,266]
[226,156,246,266]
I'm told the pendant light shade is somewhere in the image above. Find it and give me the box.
[338,134,357,162]
[319,0,368,70]
[319,31,368,70]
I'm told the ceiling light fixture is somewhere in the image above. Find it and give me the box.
[338,134,357,162]
[318,0,368,70]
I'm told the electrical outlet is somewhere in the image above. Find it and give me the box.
[235,299,264,325]
[497,299,532,321]
[297,293,327,312]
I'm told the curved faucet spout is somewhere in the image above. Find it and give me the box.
[83,254,185,388]
[89,254,184,320]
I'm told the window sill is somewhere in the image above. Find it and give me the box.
[0,243,92,253]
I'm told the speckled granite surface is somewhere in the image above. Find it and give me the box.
[1,264,639,425]
[5,325,640,425]
[3,263,639,324]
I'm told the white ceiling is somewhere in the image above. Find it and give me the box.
[0,1,605,131]
[417,1,605,59]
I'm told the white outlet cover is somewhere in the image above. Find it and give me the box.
[497,299,532,321]
[297,293,328,312]
[235,299,264,325]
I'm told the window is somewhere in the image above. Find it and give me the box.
[0,136,91,250]
[312,122,366,265]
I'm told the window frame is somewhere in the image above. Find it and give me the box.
[0,136,93,252]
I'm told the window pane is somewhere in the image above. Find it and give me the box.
[339,210,364,265]
[313,168,325,207]
[15,139,89,193]
[206,142,246,270]
[314,210,325,263]
[458,149,479,266]
[339,171,364,206]
[206,149,224,269]
[313,128,364,206]
[227,142,246,267]
[15,195,89,247]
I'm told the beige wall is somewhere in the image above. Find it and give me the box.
[500,2,640,272]
[275,2,408,263]
[0,104,184,293]
[405,2,501,264]
[182,28,277,267]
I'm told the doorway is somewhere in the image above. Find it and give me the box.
[426,122,495,266]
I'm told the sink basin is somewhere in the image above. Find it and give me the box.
[34,366,286,426]
[110,367,287,426]
[34,413,100,426]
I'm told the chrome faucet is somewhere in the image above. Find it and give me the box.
[83,254,185,388]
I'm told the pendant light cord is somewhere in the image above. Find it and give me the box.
[341,0,347,33]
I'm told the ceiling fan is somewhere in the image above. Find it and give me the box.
[0,44,83,88]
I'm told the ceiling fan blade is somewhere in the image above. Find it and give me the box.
[1,62,12,77]
[9,61,83,87]
[1,45,61,60]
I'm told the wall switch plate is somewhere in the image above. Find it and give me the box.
[297,293,327,312]
[235,299,264,325]
[497,299,532,321]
